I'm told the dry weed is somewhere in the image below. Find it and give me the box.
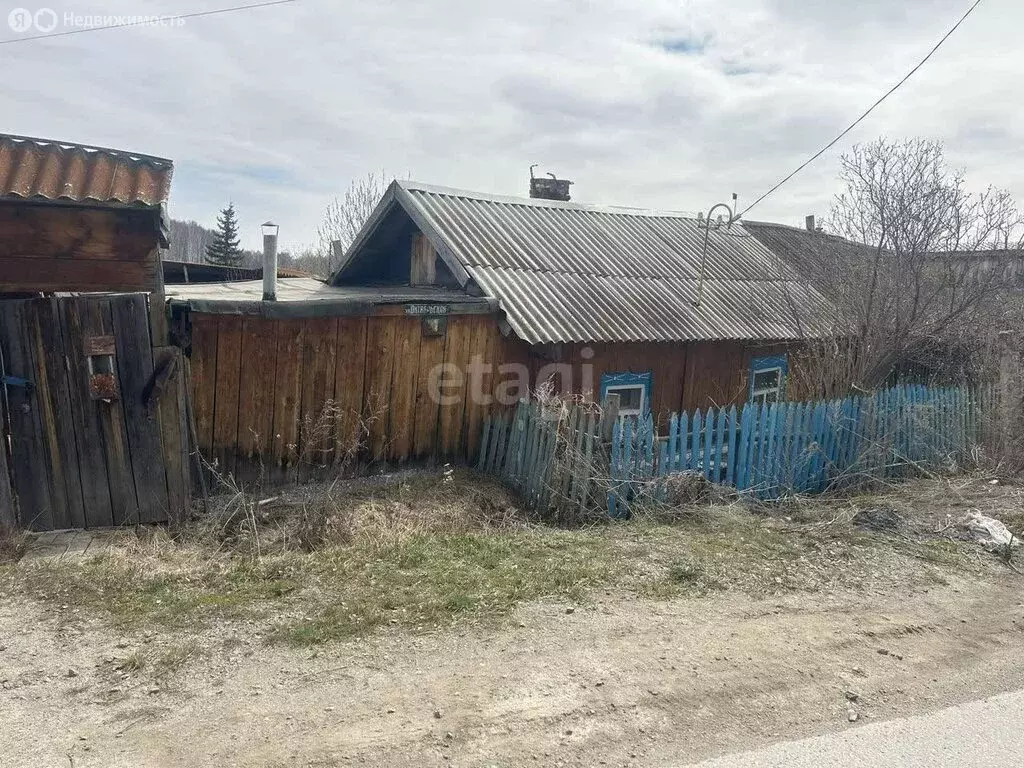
[0,524,28,564]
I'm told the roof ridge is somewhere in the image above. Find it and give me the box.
[399,179,703,219]
[0,133,173,167]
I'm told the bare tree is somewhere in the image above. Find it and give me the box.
[794,138,1024,395]
[315,172,388,274]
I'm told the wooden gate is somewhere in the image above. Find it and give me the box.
[0,293,189,530]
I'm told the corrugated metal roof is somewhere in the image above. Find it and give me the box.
[336,181,836,344]
[743,220,876,282]
[404,184,804,282]
[469,266,833,344]
[0,134,173,209]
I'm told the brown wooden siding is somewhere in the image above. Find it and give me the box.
[188,304,804,477]
[0,203,161,294]
[188,311,507,478]
[513,339,804,427]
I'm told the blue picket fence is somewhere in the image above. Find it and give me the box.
[478,384,988,517]
[609,384,987,513]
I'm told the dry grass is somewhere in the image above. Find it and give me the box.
[0,470,1015,650]
[0,524,28,564]
[119,640,205,682]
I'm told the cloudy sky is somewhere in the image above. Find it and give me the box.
[3,0,1020,251]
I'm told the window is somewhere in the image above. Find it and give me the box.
[600,372,651,417]
[605,383,645,414]
[750,355,787,406]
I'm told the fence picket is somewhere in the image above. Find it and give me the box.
[750,402,768,494]
[785,402,802,493]
[479,385,981,516]
[736,404,752,491]
[703,409,715,479]
[677,412,689,471]
[725,406,738,487]
[691,410,703,473]
[668,413,680,472]
[579,412,595,512]
[713,408,726,484]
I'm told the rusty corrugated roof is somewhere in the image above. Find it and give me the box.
[335,181,836,344]
[0,134,173,209]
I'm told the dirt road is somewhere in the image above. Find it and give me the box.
[3,569,1023,767]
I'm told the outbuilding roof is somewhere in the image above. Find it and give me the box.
[742,220,878,281]
[333,180,835,344]
[165,277,497,318]
[0,134,173,209]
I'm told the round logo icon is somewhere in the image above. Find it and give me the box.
[7,8,34,32]
[34,8,58,33]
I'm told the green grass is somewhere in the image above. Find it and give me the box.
[0,530,618,645]
[272,531,614,644]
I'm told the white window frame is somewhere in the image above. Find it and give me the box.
[605,383,646,416]
[750,366,783,406]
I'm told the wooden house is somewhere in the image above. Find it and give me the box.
[332,181,833,417]
[167,181,833,480]
[164,276,501,479]
[0,134,189,530]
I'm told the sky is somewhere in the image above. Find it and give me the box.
[2,0,1021,252]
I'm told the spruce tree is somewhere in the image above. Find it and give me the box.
[205,203,243,266]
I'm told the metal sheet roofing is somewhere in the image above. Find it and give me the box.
[0,134,173,209]
[166,277,496,318]
[335,181,836,344]
[469,266,831,343]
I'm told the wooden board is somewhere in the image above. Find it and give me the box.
[463,316,496,460]
[235,317,279,482]
[388,317,422,461]
[270,319,304,480]
[0,415,13,526]
[298,317,339,474]
[0,256,156,294]
[0,300,54,529]
[333,316,368,465]
[211,315,243,481]
[0,204,157,262]
[363,317,398,460]
[59,297,114,527]
[80,298,139,526]
[438,315,474,457]
[410,232,437,286]
[154,346,190,525]
[412,320,446,459]
[28,299,85,529]
[188,313,219,462]
[111,294,169,523]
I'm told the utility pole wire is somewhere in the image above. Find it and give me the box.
[739,0,987,219]
[0,0,297,46]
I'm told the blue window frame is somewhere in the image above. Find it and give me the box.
[750,355,787,405]
[600,372,652,416]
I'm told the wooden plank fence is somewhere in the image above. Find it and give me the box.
[478,384,990,516]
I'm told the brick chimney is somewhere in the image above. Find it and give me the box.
[805,214,816,232]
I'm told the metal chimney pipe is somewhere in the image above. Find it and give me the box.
[262,221,279,301]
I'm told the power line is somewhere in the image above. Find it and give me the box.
[739,0,987,219]
[0,0,297,46]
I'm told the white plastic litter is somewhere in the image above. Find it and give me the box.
[965,510,1020,550]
